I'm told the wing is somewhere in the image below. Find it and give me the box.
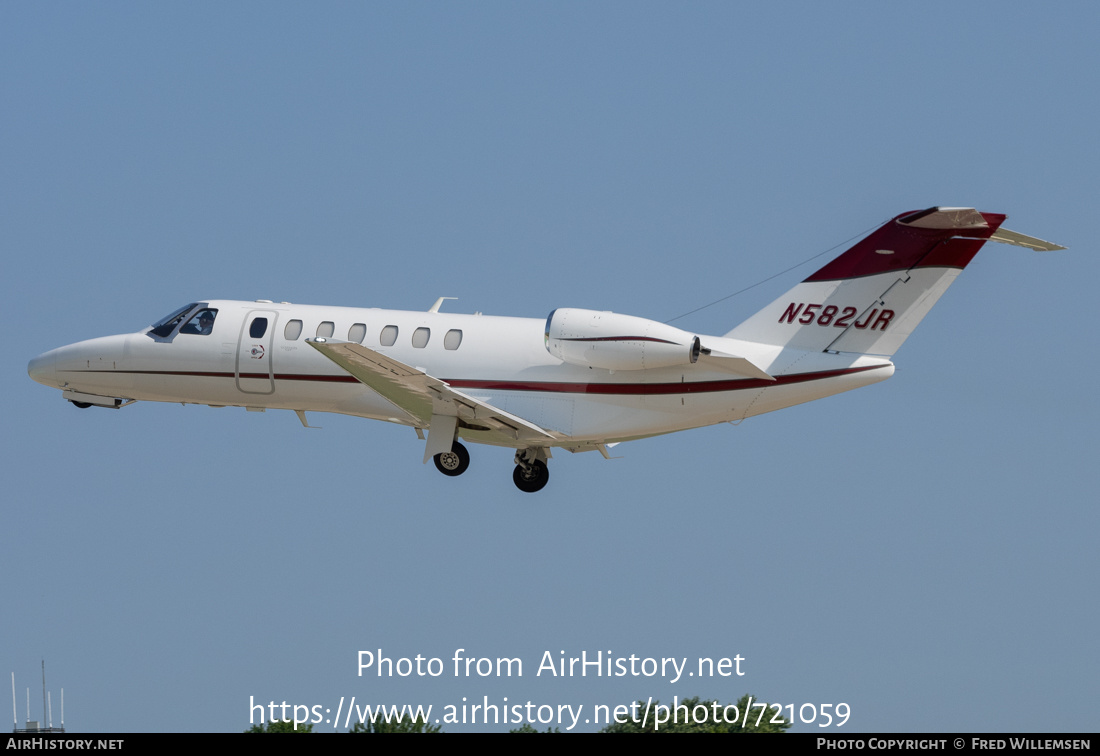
[306,338,562,459]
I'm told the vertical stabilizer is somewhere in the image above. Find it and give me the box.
[725,208,1008,356]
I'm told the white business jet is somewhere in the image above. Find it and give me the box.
[28,208,1063,492]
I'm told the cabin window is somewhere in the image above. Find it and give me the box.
[444,329,463,350]
[316,321,335,339]
[348,323,367,343]
[380,325,398,346]
[412,327,430,348]
[249,317,268,339]
[284,320,303,341]
[179,308,219,336]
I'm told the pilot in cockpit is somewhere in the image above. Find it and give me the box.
[180,309,217,335]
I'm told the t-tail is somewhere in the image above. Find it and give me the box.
[725,207,1065,356]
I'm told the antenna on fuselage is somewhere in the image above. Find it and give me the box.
[428,297,457,313]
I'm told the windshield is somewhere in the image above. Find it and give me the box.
[149,302,199,338]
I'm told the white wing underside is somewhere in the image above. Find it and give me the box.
[306,339,562,455]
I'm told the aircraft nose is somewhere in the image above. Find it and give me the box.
[28,350,58,387]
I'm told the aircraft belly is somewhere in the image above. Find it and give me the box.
[127,373,229,403]
[742,362,895,418]
[479,355,895,443]
[463,391,576,437]
[562,391,753,440]
[292,383,418,421]
[569,396,691,440]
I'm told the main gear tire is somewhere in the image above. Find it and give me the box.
[512,459,549,493]
[433,441,470,477]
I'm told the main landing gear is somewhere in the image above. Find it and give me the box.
[432,441,470,477]
[512,448,550,493]
[430,441,552,493]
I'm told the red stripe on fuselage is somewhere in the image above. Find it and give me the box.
[69,364,887,396]
[445,365,884,395]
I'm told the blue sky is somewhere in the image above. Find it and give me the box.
[3,2,1096,733]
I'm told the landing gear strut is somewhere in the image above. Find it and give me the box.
[433,441,470,477]
[512,448,550,493]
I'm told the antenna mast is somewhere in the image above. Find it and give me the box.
[11,664,66,733]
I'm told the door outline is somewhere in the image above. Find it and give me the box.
[236,310,277,394]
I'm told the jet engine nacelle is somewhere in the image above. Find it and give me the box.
[544,308,700,371]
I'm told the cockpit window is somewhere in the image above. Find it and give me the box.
[149,303,199,338]
[179,308,219,336]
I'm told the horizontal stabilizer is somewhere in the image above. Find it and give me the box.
[989,228,1066,251]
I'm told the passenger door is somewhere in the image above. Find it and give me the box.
[236,310,277,394]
